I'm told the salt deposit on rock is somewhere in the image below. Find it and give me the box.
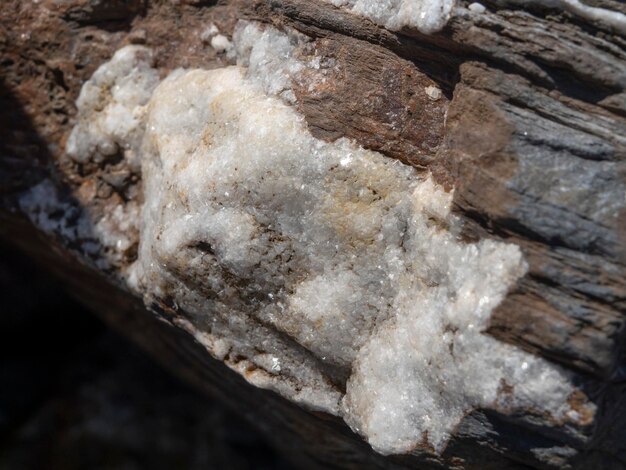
[26,45,158,269]
[229,21,310,103]
[66,45,160,170]
[323,0,626,36]
[60,24,595,456]
[324,0,457,33]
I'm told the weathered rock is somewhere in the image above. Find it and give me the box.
[2,0,626,468]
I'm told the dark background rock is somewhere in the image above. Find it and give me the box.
[0,242,291,470]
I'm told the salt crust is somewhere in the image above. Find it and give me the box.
[41,21,595,456]
[66,45,160,170]
[324,0,456,33]
[228,21,311,103]
[324,0,626,36]
[199,23,234,53]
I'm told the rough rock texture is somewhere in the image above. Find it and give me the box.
[2,0,626,469]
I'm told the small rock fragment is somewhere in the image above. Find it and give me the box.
[425,85,442,101]
[468,2,486,14]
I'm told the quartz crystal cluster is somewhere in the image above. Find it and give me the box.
[66,45,160,170]
[52,21,594,456]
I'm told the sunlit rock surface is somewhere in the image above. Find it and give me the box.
[323,0,456,33]
[47,24,595,455]
[321,0,626,35]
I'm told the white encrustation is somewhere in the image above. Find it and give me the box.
[324,0,456,33]
[323,0,626,36]
[49,21,595,456]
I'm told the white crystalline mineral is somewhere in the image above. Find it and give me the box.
[324,0,626,35]
[229,21,309,103]
[64,23,594,457]
[66,45,160,170]
[211,34,233,53]
[325,0,457,33]
[199,23,234,53]
[133,65,588,453]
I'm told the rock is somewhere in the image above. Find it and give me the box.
[1,0,626,468]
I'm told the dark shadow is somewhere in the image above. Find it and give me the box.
[0,242,293,470]
[0,78,49,196]
[62,0,148,33]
